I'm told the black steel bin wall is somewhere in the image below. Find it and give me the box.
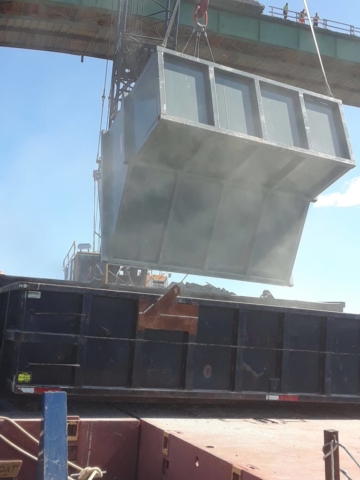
[190,306,237,391]
[281,313,325,395]
[327,317,360,396]
[101,47,355,286]
[0,285,138,389]
[2,282,360,404]
[236,309,281,393]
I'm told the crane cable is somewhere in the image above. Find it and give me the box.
[303,0,333,97]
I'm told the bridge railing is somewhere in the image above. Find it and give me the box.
[269,6,360,36]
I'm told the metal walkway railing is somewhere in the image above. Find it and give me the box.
[269,6,360,36]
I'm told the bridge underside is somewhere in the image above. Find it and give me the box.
[1,1,360,107]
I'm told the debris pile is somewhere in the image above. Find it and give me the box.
[179,282,236,296]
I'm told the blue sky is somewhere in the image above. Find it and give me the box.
[0,0,359,312]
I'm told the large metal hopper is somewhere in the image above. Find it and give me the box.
[101,47,355,286]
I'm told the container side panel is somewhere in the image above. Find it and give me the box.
[161,176,222,269]
[249,193,309,282]
[274,156,347,198]
[89,296,137,338]
[192,345,232,390]
[242,310,281,348]
[231,144,295,186]
[283,314,322,350]
[0,292,10,390]
[6,291,26,330]
[329,318,360,355]
[23,291,83,335]
[113,166,177,263]
[186,134,256,183]
[124,94,136,161]
[283,351,321,393]
[133,121,191,171]
[131,55,161,154]
[304,96,350,159]
[197,306,235,345]
[206,185,265,274]
[215,70,261,137]
[164,54,213,125]
[0,292,8,346]
[102,109,126,227]
[101,130,114,259]
[101,108,129,262]
[19,343,78,385]
[111,112,127,217]
[240,348,277,392]
[261,84,307,148]
[84,339,132,387]
[133,330,185,389]
[191,306,235,391]
[237,310,280,392]
[282,314,322,394]
[330,355,360,396]
[328,318,360,395]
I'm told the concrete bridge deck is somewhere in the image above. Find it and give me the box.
[1,0,360,106]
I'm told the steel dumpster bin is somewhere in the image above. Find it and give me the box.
[1,281,360,402]
[101,47,355,286]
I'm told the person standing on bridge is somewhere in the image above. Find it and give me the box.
[299,8,306,23]
[313,12,320,27]
[283,3,289,20]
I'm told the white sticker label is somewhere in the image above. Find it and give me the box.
[266,395,279,401]
[18,387,35,394]
[28,291,41,299]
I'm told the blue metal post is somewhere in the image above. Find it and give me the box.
[37,392,68,480]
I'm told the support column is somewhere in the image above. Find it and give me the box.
[37,392,68,480]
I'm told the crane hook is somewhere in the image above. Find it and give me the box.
[194,0,209,27]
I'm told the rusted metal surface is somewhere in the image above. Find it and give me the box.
[131,404,360,480]
[140,285,181,316]
[137,313,198,335]
[137,422,262,480]
[0,413,139,480]
[2,399,360,479]
[138,285,199,335]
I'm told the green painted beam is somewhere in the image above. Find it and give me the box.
[7,0,360,64]
[203,6,360,65]
[163,0,360,65]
